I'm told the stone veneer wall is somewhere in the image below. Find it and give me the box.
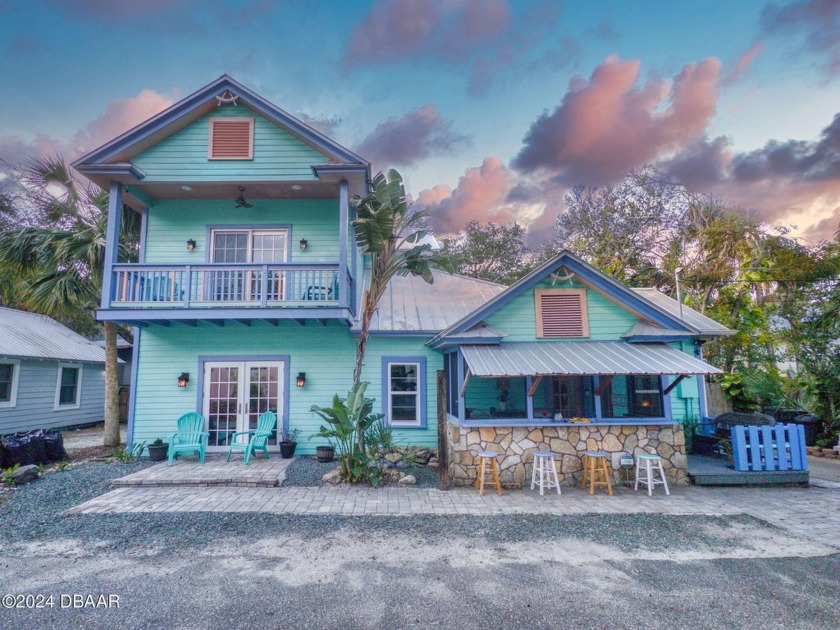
[446,424,688,488]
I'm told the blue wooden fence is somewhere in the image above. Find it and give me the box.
[731,423,808,472]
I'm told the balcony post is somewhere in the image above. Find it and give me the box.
[184,265,192,308]
[101,181,123,309]
[261,264,269,307]
[338,179,349,309]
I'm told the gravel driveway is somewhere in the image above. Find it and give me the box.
[1,462,838,629]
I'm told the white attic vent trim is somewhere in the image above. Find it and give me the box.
[208,117,254,160]
[535,288,589,338]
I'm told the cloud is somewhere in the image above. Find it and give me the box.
[355,103,471,169]
[59,0,192,22]
[0,89,173,170]
[3,36,39,58]
[418,157,520,233]
[513,55,721,186]
[761,0,840,78]
[724,43,764,84]
[344,0,568,95]
[297,114,342,137]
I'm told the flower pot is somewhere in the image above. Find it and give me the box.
[148,444,169,462]
[316,445,335,463]
[280,441,297,459]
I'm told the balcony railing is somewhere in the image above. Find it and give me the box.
[109,263,350,309]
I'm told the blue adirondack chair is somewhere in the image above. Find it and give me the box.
[226,410,277,465]
[168,412,209,466]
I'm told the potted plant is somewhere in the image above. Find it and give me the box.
[280,428,301,459]
[148,438,169,462]
[316,444,335,463]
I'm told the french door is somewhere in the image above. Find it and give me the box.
[202,360,284,449]
[209,229,288,301]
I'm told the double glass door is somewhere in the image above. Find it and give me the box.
[202,360,284,448]
[210,229,288,302]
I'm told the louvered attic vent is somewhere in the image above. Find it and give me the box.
[208,118,254,160]
[535,289,589,338]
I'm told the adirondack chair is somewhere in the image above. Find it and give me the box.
[226,410,277,465]
[168,412,209,466]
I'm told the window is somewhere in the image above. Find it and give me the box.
[601,375,664,418]
[548,376,595,418]
[0,360,19,408]
[535,289,589,338]
[54,364,82,410]
[209,228,288,301]
[208,117,254,159]
[383,358,426,428]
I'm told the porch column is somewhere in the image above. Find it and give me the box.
[457,348,466,422]
[101,181,123,309]
[695,343,709,419]
[338,179,349,309]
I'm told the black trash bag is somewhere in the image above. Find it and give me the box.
[41,430,68,462]
[0,438,6,470]
[3,434,34,467]
[24,431,48,465]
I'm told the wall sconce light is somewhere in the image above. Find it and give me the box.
[178,372,190,388]
[296,372,306,387]
[299,239,308,251]
[186,239,196,251]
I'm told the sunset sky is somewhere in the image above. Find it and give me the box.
[2,0,840,245]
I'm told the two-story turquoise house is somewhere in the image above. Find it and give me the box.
[75,76,730,486]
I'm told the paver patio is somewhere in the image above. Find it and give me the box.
[111,454,293,487]
[65,479,840,550]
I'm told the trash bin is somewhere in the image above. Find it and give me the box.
[790,413,822,447]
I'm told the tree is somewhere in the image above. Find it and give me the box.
[0,156,138,447]
[440,220,530,285]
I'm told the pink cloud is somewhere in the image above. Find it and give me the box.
[513,55,721,186]
[355,103,471,170]
[345,0,442,66]
[418,156,519,233]
[724,43,765,84]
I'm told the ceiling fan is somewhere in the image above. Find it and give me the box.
[234,186,253,208]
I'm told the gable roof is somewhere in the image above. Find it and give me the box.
[72,75,368,171]
[0,307,107,363]
[428,251,718,347]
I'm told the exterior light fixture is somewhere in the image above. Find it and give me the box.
[299,239,308,251]
[296,372,306,387]
[186,239,196,251]
[178,373,190,388]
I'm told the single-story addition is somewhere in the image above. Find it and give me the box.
[0,307,108,435]
[73,75,731,486]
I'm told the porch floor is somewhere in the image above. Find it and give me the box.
[111,454,293,488]
[688,455,809,486]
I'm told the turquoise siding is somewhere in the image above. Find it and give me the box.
[133,107,328,182]
[485,278,639,341]
[0,359,105,434]
[143,199,340,264]
[130,324,441,453]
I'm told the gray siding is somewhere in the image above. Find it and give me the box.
[0,359,105,434]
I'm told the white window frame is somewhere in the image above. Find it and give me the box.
[385,360,423,428]
[54,363,83,410]
[209,228,290,264]
[0,359,20,408]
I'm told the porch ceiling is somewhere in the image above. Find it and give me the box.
[460,342,723,377]
[126,180,341,204]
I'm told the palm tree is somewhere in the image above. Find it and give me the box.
[0,156,138,446]
[351,169,453,387]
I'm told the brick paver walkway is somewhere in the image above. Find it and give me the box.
[111,455,292,487]
[65,483,840,549]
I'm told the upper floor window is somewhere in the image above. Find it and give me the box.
[208,117,254,160]
[535,288,589,338]
[0,360,19,408]
[383,358,426,428]
[55,364,82,410]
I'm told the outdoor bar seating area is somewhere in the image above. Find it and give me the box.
[443,342,722,489]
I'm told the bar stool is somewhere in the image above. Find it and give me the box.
[474,451,502,496]
[531,451,561,496]
[580,438,614,496]
[634,450,670,496]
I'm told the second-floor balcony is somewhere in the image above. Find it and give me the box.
[100,263,355,325]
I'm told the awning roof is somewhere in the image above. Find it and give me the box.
[460,342,722,377]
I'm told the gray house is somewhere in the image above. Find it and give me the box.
[0,307,108,434]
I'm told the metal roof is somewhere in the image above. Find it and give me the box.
[0,307,108,363]
[446,323,507,340]
[621,321,694,339]
[631,289,732,336]
[360,272,506,333]
[460,342,723,377]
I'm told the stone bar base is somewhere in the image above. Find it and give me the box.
[446,424,688,488]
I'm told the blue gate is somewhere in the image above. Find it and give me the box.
[731,423,808,472]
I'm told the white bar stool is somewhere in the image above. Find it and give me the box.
[634,451,670,496]
[530,451,561,496]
